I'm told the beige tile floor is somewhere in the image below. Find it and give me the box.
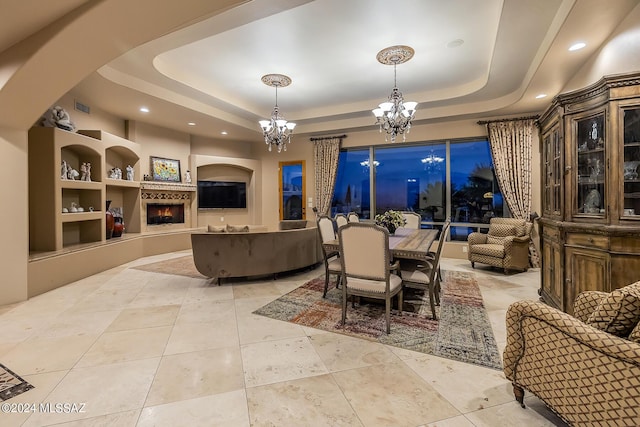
[0,251,568,426]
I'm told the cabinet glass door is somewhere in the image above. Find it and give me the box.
[543,125,562,218]
[623,108,640,217]
[576,114,605,217]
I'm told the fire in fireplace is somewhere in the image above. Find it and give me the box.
[147,203,185,225]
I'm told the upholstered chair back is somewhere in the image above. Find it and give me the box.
[488,218,531,239]
[334,214,348,229]
[317,215,336,244]
[401,211,421,229]
[338,223,389,281]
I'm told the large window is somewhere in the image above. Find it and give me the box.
[332,149,371,218]
[331,139,505,240]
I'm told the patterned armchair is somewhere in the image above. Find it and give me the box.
[467,217,532,274]
[503,282,640,426]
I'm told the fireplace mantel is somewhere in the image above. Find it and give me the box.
[140,182,196,192]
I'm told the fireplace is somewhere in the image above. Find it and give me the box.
[146,203,185,225]
[139,182,196,232]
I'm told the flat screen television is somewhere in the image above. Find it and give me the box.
[197,180,247,209]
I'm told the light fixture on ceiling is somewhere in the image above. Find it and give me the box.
[139,107,149,113]
[372,45,418,143]
[569,42,586,51]
[258,74,296,152]
[535,94,547,99]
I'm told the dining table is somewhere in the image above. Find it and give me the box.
[323,227,438,261]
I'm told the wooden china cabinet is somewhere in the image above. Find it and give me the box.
[538,72,640,314]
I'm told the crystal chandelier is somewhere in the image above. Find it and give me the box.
[258,74,296,152]
[372,46,418,143]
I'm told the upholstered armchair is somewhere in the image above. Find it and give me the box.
[503,282,640,426]
[467,217,532,273]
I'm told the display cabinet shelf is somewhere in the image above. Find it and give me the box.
[61,211,103,223]
[105,178,140,188]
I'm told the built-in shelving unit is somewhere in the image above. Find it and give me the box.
[28,127,142,252]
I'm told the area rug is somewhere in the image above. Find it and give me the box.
[0,363,33,401]
[254,270,502,370]
[132,255,205,278]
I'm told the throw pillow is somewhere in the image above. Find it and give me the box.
[586,281,640,336]
[226,224,250,232]
[629,322,640,343]
[207,225,226,233]
[486,235,506,245]
[488,223,517,238]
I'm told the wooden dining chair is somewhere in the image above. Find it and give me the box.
[347,212,360,222]
[428,218,451,284]
[399,220,450,320]
[338,222,403,334]
[316,215,342,297]
[334,213,348,229]
[400,211,421,229]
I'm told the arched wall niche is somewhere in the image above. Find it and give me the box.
[191,154,262,227]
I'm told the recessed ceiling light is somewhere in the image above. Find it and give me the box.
[221,131,228,135]
[569,42,586,51]
[187,122,196,126]
[447,39,464,48]
[536,94,547,99]
[139,107,149,113]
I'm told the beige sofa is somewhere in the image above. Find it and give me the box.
[504,282,640,426]
[191,221,321,284]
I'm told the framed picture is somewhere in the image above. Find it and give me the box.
[150,156,181,182]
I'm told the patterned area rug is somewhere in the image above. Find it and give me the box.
[132,255,205,278]
[254,270,502,370]
[0,363,33,401]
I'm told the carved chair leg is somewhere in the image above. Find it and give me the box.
[513,384,525,408]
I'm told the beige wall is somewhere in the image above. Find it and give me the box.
[52,93,126,138]
[0,128,29,303]
[190,134,254,159]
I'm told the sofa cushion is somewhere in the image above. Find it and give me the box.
[207,225,226,233]
[629,322,640,343]
[279,220,308,230]
[586,281,640,336]
[488,223,517,238]
[226,224,250,232]
[469,243,505,258]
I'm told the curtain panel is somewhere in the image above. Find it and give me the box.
[487,119,540,267]
[313,137,342,216]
